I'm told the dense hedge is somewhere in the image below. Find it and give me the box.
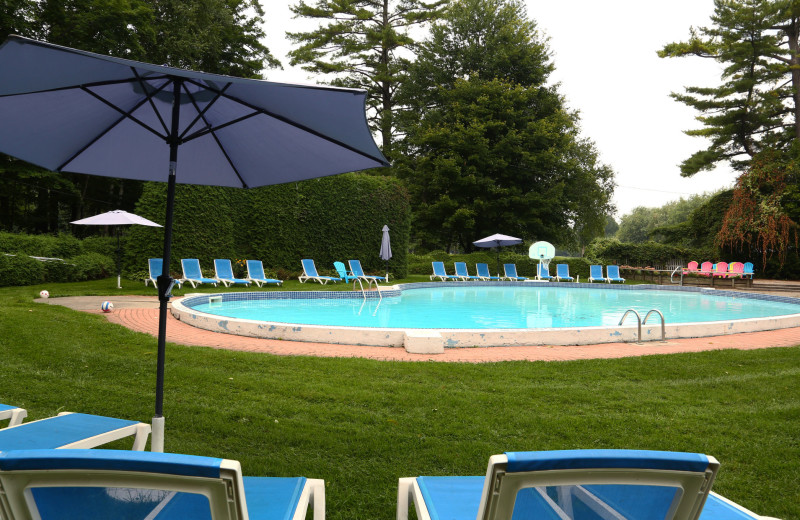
[0,232,117,286]
[125,173,411,279]
[585,238,718,268]
[408,252,591,279]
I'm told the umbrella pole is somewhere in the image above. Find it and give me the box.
[153,78,182,453]
[116,227,121,289]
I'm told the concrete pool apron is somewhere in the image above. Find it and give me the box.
[166,281,800,355]
[38,288,800,362]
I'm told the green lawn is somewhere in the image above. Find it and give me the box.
[1,278,798,519]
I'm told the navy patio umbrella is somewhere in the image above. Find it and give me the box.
[473,233,523,277]
[379,225,392,280]
[0,36,389,451]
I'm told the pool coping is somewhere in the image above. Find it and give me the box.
[170,282,800,354]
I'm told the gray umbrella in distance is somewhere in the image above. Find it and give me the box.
[473,233,523,277]
[0,36,389,451]
[71,210,162,289]
[379,225,392,280]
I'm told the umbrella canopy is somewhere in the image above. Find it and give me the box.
[379,225,392,280]
[0,36,389,451]
[71,210,161,227]
[473,233,523,277]
[71,210,162,289]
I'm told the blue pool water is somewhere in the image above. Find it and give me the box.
[188,286,800,329]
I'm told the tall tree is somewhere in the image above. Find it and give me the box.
[396,0,613,252]
[1,0,38,41]
[659,0,800,176]
[287,0,448,160]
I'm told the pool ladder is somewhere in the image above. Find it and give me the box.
[618,309,666,344]
[352,277,382,302]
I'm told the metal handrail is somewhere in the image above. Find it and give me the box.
[352,278,366,300]
[619,309,642,344]
[643,309,666,342]
[670,266,684,285]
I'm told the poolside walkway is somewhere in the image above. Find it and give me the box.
[41,295,800,363]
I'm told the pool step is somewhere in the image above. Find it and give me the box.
[404,330,444,354]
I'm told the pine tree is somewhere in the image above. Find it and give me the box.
[660,0,800,176]
[287,0,448,160]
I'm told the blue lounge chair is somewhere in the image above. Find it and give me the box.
[299,259,340,284]
[245,260,283,287]
[398,449,725,520]
[349,259,388,282]
[181,259,219,288]
[213,259,251,287]
[475,263,501,280]
[431,262,460,281]
[502,263,527,281]
[454,262,481,281]
[0,403,26,427]
[536,263,553,281]
[334,261,359,282]
[0,412,150,451]
[607,265,626,283]
[0,448,325,520]
[588,264,606,283]
[554,263,574,282]
[145,258,182,289]
[743,262,755,279]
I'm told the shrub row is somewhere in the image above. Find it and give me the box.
[0,252,114,286]
[585,238,718,269]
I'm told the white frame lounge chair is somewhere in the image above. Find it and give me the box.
[536,263,553,281]
[554,263,574,282]
[349,259,388,283]
[299,259,340,284]
[213,259,251,287]
[606,265,626,283]
[0,412,150,451]
[454,262,481,281]
[180,258,219,288]
[398,449,721,520]
[0,448,325,520]
[588,264,607,283]
[475,263,501,281]
[245,259,283,287]
[502,263,527,281]
[0,404,26,428]
[145,258,182,289]
[431,262,460,281]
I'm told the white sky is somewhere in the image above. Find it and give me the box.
[260,0,738,219]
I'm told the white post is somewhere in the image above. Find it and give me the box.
[151,416,165,452]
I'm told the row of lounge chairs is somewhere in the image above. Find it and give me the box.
[300,258,389,285]
[146,258,283,288]
[0,402,769,520]
[431,262,626,283]
[683,261,755,279]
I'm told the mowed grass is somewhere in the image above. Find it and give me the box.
[0,279,798,519]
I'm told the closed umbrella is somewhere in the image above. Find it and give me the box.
[379,225,392,280]
[0,36,389,451]
[71,210,162,289]
[473,233,523,277]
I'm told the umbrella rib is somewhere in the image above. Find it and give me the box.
[132,68,170,136]
[0,75,172,98]
[178,82,248,187]
[80,85,170,140]
[181,78,390,166]
[178,82,231,141]
[57,84,170,171]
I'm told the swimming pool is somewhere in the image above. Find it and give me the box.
[172,282,800,352]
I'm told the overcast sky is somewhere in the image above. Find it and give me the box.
[260,0,738,219]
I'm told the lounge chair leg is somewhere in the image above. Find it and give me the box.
[397,478,415,520]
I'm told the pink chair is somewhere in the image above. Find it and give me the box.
[712,262,729,278]
[727,262,744,278]
[699,261,714,276]
[682,261,699,274]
